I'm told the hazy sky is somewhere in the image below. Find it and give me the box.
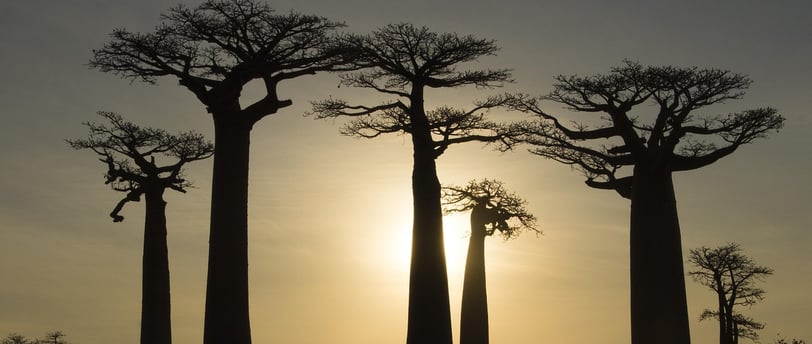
[1,0,810,343]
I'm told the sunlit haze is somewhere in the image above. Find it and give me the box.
[1,0,810,343]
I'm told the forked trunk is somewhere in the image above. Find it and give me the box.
[629,165,690,344]
[460,203,489,344]
[715,278,731,344]
[406,102,452,344]
[141,188,171,344]
[204,113,253,344]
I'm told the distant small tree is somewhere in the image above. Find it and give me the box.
[774,336,807,344]
[2,333,37,344]
[689,243,774,344]
[39,332,66,344]
[68,111,213,344]
[506,61,785,344]
[310,23,517,344]
[442,179,538,344]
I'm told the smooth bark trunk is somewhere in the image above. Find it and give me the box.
[141,188,172,344]
[406,150,452,344]
[460,204,489,344]
[629,166,691,344]
[204,113,252,344]
[406,85,453,344]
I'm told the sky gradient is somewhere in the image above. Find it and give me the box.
[1,0,811,343]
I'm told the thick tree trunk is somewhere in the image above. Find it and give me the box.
[204,113,253,344]
[141,188,172,344]
[629,166,691,344]
[406,88,452,344]
[460,204,489,344]
[406,150,452,344]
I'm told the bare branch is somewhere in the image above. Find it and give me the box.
[504,93,620,140]
[110,189,143,222]
[429,96,522,156]
[585,176,633,199]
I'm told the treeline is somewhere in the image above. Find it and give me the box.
[2,331,69,344]
[61,0,793,344]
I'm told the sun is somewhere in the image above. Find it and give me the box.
[442,212,471,279]
[370,208,470,284]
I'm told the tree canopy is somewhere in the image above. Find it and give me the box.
[311,23,518,155]
[89,0,349,119]
[333,23,511,91]
[67,111,213,222]
[508,60,785,198]
[442,179,538,239]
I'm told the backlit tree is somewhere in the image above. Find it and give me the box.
[310,23,517,344]
[689,243,773,344]
[88,1,349,342]
[442,179,537,344]
[68,111,213,344]
[506,61,784,344]
[40,331,68,344]
[2,333,36,344]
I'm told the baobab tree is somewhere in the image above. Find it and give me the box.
[442,179,538,344]
[88,1,350,342]
[689,243,773,344]
[68,111,213,344]
[310,23,517,344]
[506,61,784,344]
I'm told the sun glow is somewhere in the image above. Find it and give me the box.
[442,212,471,280]
[368,202,471,287]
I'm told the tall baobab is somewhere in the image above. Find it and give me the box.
[68,111,213,344]
[507,61,784,344]
[310,23,517,344]
[88,1,351,342]
[442,179,538,344]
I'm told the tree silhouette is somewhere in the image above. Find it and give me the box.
[3,333,37,344]
[39,332,67,344]
[775,337,807,344]
[68,112,213,344]
[88,1,349,342]
[506,61,784,344]
[309,23,516,344]
[442,179,537,344]
[689,243,773,344]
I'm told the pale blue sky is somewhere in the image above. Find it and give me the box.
[1,1,810,343]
